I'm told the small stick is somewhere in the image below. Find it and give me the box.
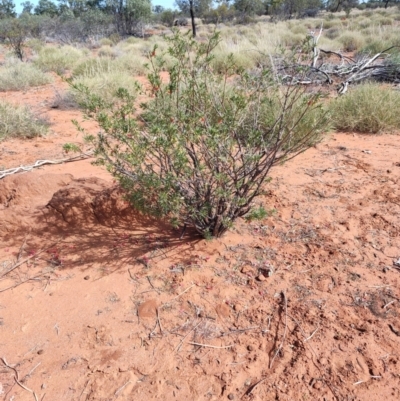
[128,269,140,283]
[187,342,233,349]
[269,290,288,369]
[242,377,266,398]
[114,380,131,396]
[305,325,320,342]
[0,241,61,279]
[146,276,160,294]
[1,357,39,401]
[384,300,395,309]
[156,308,164,334]
[353,380,364,386]
[220,326,259,337]
[24,362,41,380]
[368,285,392,288]
[17,236,27,262]
[170,283,195,301]
[175,320,202,352]
[0,273,47,293]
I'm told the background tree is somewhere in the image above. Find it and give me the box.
[104,0,151,35]
[0,0,16,18]
[21,1,35,14]
[35,0,60,17]
[175,0,213,17]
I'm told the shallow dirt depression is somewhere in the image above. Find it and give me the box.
[0,131,400,401]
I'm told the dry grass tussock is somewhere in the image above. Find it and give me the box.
[329,83,400,134]
[0,58,52,91]
[0,101,50,140]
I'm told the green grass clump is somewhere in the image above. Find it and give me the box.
[329,83,400,134]
[0,59,52,91]
[0,101,49,140]
[34,46,87,74]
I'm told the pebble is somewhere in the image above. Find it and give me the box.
[313,381,322,390]
[84,276,90,280]
[257,274,266,281]
[241,265,253,274]
[247,345,254,351]
[228,394,235,400]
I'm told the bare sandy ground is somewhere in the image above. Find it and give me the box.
[0,80,400,401]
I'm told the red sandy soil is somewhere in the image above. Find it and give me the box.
[1,80,400,401]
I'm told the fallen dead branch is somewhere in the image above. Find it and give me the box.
[1,357,40,401]
[0,152,93,180]
[273,30,400,92]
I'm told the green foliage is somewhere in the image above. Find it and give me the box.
[62,143,82,153]
[0,14,47,60]
[34,0,59,17]
[0,58,52,91]
[329,83,400,134]
[245,206,275,221]
[73,31,328,238]
[0,100,49,140]
[0,0,16,18]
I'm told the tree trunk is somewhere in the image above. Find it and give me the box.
[189,0,196,38]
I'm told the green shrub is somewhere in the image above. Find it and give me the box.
[73,31,329,238]
[0,58,52,91]
[329,83,400,133]
[34,46,87,74]
[0,101,49,140]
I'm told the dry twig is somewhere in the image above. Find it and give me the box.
[269,290,288,369]
[1,357,40,401]
[0,152,93,180]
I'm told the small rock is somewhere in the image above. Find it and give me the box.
[84,276,90,280]
[221,373,228,382]
[318,358,327,365]
[233,304,242,312]
[241,265,253,274]
[313,381,322,390]
[257,274,266,282]
[247,345,254,352]
[228,394,235,400]
[37,349,44,355]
